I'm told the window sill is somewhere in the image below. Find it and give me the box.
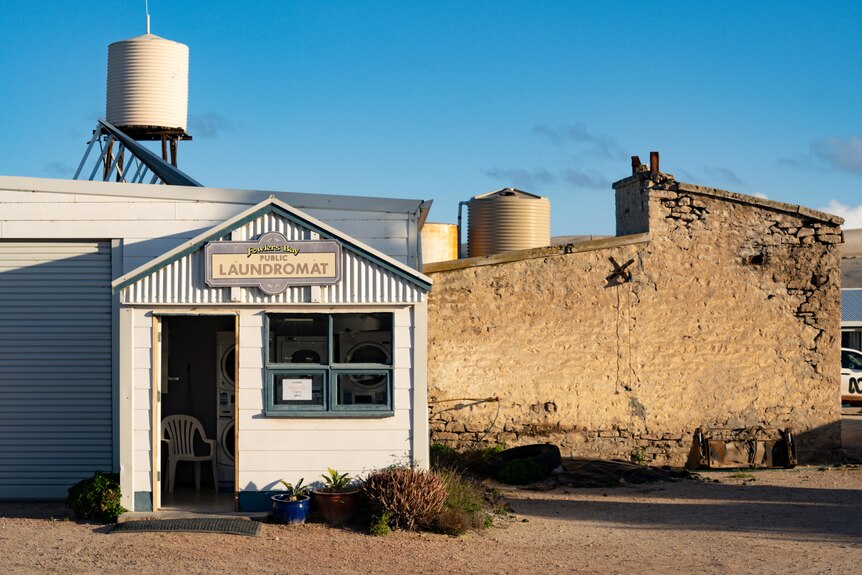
[263,409,395,419]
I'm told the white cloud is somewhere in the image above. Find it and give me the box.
[188,112,235,139]
[533,123,627,161]
[823,200,862,228]
[559,167,608,190]
[704,166,744,186]
[811,136,862,174]
[752,192,768,199]
[482,167,556,189]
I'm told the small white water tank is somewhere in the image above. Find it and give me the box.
[467,189,551,257]
[421,223,459,266]
[106,34,189,131]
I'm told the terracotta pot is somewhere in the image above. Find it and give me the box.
[312,490,360,524]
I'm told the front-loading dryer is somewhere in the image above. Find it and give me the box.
[216,331,235,418]
[215,332,235,489]
[216,331,235,389]
[275,336,328,364]
[216,418,235,487]
[337,331,392,405]
[338,330,392,364]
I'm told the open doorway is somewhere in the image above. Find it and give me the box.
[159,315,236,512]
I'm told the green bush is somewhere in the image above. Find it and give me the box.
[66,472,127,523]
[429,443,506,476]
[363,467,447,531]
[498,458,549,485]
[478,444,506,461]
[369,512,391,536]
[436,469,487,535]
[429,443,461,470]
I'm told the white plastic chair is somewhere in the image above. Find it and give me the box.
[161,415,218,494]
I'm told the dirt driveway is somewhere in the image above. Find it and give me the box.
[1,465,860,575]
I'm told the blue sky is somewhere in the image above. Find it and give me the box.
[1,1,860,234]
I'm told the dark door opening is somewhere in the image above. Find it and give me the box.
[160,315,235,512]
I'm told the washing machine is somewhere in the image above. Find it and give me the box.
[216,331,236,418]
[275,336,328,364]
[216,419,235,485]
[215,331,235,488]
[337,331,391,405]
[338,330,392,364]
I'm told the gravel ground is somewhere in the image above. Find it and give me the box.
[1,465,861,575]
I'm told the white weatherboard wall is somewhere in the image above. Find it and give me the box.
[130,309,153,501]
[236,307,419,493]
[116,204,430,511]
[122,306,425,510]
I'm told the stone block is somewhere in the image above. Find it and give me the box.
[434,432,459,441]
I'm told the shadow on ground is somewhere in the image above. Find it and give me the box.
[506,476,862,542]
[0,501,70,520]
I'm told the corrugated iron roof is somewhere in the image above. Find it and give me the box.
[842,289,862,322]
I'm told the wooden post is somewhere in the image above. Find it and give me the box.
[169,138,178,167]
[103,137,115,181]
[116,148,125,182]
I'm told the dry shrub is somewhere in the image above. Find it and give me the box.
[436,506,473,536]
[363,467,447,531]
[436,469,495,535]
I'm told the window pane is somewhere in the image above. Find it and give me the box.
[269,314,328,364]
[336,372,389,406]
[333,313,393,364]
[274,373,325,407]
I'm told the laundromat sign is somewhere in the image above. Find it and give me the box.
[205,231,342,294]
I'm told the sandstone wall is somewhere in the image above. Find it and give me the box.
[426,171,843,465]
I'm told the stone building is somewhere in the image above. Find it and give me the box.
[424,166,844,465]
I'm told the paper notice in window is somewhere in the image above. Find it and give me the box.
[282,379,313,401]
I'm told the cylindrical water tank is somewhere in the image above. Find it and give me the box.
[106,34,189,132]
[421,223,459,266]
[467,189,551,257]
[845,228,862,257]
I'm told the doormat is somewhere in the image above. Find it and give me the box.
[112,518,261,537]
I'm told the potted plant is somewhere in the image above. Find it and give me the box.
[313,468,360,524]
[271,478,311,524]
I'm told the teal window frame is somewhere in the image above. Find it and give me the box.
[331,370,392,414]
[267,370,328,413]
[264,313,394,418]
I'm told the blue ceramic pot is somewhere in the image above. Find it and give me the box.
[271,493,310,524]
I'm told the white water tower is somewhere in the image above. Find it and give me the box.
[73,7,199,184]
[105,22,191,165]
[107,33,189,132]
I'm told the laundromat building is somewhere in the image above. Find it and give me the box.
[0,175,431,512]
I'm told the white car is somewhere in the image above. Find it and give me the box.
[841,347,862,405]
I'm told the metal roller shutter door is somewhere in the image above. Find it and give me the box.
[0,241,112,499]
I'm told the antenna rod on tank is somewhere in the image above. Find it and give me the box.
[145,0,151,34]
